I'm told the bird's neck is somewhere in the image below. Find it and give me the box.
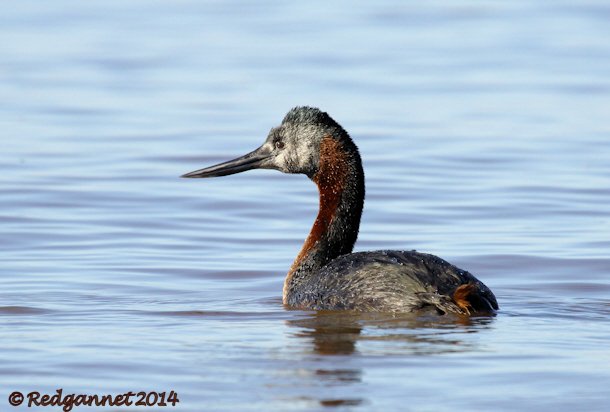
[283,136,365,303]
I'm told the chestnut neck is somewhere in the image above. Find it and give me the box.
[283,135,365,302]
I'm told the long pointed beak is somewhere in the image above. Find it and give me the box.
[181,145,272,178]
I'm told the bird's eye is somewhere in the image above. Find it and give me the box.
[275,140,285,150]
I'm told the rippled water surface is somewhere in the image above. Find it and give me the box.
[2,1,610,411]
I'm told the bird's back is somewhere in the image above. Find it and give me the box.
[286,250,498,314]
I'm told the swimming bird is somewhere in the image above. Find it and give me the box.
[182,107,498,315]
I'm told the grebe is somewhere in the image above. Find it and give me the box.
[182,107,498,315]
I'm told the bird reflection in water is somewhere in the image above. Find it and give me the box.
[285,311,495,408]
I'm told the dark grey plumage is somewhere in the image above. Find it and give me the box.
[285,250,498,313]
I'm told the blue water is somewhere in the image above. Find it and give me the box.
[2,1,610,411]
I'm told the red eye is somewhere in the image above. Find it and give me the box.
[275,140,285,150]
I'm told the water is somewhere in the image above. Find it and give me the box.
[2,1,610,411]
